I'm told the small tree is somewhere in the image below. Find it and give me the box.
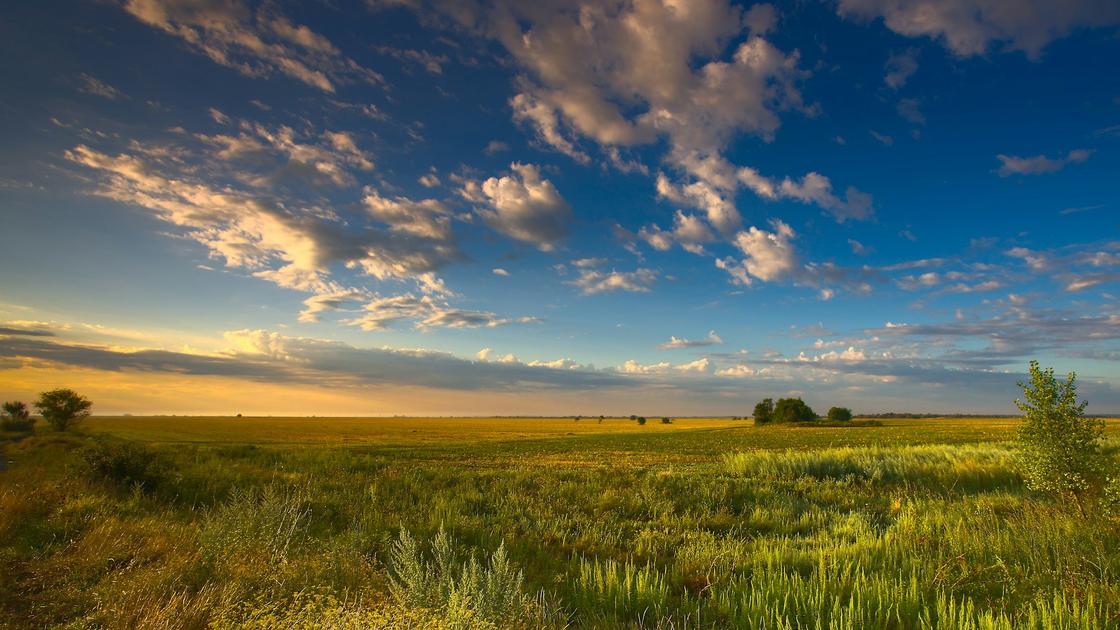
[774,398,816,423]
[637,417,647,425]
[34,389,92,431]
[661,417,672,424]
[1015,361,1105,512]
[752,398,774,424]
[1,401,35,431]
[827,407,853,422]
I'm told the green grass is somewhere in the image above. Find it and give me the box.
[1,417,1119,628]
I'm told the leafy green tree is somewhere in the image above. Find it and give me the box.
[1,401,35,431]
[636,417,646,425]
[34,389,92,431]
[752,398,774,424]
[1015,361,1105,512]
[827,407,853,422]
[773,398,816,423]
[661,417,672,424]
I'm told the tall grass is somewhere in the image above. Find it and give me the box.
[2,420,1119,628]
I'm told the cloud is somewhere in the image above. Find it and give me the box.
[639,211,716,254]
[65,135,461,313]
[78,74,124,99]
[655,156,873,230]
[418,173,441,188]
[465,163,572,250]
[483,140,510,155]
[658,330,723,350]
[363,189,452,240]
[837,0,1120,58]
[344,294,533,331]
[569,267,658,295]
[374,46,449,74]
[122,0,383,92]
[0,328,631,392]
[492,268,510,276]
[896,98,925,125]
[884,49,918,88]
[870,130,894,146]
[996,149,1092,176]
[716,220,797,285]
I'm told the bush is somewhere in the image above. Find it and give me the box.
[773,398,817,423]
[1,401,34,431]
[34,388,91,431]
[753,398,774,424]
[1015,361,1106,511]
[661,417,672,424]
[827,407,853,422]
[636,417,646,425]
[388,528,539,626]
[82,440,173,491]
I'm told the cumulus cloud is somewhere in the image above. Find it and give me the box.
[658,330,723,350]
[122,0,383,92]
[837,0,1120,58]
[64,121,483,331]
[569,267,658,295]
[464,163,572,250]
[996,149,1092,176]
[639,211,715,254]
[716,220,797,285]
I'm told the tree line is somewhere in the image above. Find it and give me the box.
[751,397,852,424]
[1,388,91,432]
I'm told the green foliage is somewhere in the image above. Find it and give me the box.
[388,528,537,626]
[34,388,92,431]
[828,406,853,422]
[773,397,817,423]
[660,417,672,424]
[82,439,173,491]
[753,398,774,424]
[1,400,35,431]
[636,417,646,425]
[1014,361,1106,507]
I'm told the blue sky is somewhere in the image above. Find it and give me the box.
[1,0,1119,415]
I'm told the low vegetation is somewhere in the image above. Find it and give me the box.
[1,370,1119,628]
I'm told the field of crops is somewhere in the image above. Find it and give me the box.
[2,416,1119,629]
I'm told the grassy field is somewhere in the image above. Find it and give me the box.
[2,416,1119,628]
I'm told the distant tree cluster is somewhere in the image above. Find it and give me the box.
[752,398,853,425]
[1,389,91,433]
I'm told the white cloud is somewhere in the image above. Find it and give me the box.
[569,268,658,295]
[492,268,510,276]
[996,149,1092,176]
[345,294,527,332]
[838,0,1120,59]
[658,330,723,350]
[639,211,715,254]
[363,189,452,240]
[418,173,441,188]
[468,163,572,250]
[717,220,798,285]
[675,357,713,373]
[122,0,383,92]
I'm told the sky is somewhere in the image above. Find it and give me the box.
[1,0,1119,416]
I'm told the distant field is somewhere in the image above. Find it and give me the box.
[3,416,1120,628]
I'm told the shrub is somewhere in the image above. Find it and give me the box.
[827,407,853,422]
[773,397,816,423]
[1015,361,1106,511]
[1,401,34,432]
[752,398,774,424]
[82,439,173,491]
[636,417,646,425]
[661,417,672,424]
[388,528,538,626]
[34,388,91,431]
